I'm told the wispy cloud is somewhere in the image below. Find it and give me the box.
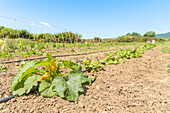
[31,23,35,26]
[40,21,51,27]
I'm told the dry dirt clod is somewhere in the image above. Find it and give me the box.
[78,101,84,108]
[96,85,100,90]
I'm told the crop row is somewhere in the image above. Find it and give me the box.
[10,43,156,102]
[0,39,143,58]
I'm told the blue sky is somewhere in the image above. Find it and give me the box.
[0,0,170,39]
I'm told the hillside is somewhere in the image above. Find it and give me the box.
[156,32,170,38]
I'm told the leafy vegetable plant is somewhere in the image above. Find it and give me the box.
[82,60,104,72]
[11,53,96,101]
[141,43,156,50]
[10,43,156,102]
[167,64,170,73]
[71,49,75,53]
[100,52,119,65]
[0,66,8,72]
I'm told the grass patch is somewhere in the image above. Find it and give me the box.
[167,65,170,73]
[158,41,170,54]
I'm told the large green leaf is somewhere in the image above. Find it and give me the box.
[13,75,41,96]
[12,87,25,96]
[65,71,95,101]
[13,76,41,96]
[52,77,67,98]
[42,71,96,101]
[81,74,96,85]
[39,80,57,97]
[65,71,84,101]
[24,75,41,94]
[11,61,39,91]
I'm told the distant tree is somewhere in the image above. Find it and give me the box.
[1,28,15,38]
[0,26,83,43]
[18,29,30,38]
[93,37,101,42]
[143,31,156,37]
[0,26,5,31]
[126,33,131,36]
[131,32,141,37]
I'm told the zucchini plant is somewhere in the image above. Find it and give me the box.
[10,43,156,102]
[100,51,119,65]
[82,60,105,72]
[11,53,96,101]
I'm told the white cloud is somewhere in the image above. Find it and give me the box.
[40,21,51,27]
[31,23,35,26]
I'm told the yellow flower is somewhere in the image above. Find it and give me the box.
[39,72,50,81]
[39,40,42,42]
[46,61,57,72]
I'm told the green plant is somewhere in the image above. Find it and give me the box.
[141,43,156,50]
[167,65,170,73]
[37,43,45,50]
[0,50,13,58]
[30,42,35,48]
[46,43,49,48]
[100,51,119,65]
[71,49,74,53]
[158,41,170,54]
[53,43,56,48]
[116,49,131,59]
[22,52,28,58]
[0,66,8,72]
[9,43,157,102]
[19,41,27,51]
[10,53,96,101]
[130,48,143,58]
[82,60,104,72]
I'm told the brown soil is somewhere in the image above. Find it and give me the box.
[0,46,170,113]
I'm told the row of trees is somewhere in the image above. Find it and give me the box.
[0,26,82,43]
[90,31,161,43]
[0,26,32,39]
[35,32,82,43]
[116,31,165,42]
[0,25,166,43]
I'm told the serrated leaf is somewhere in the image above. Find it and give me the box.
[65,71,95,101]
[52,77,67,98]
[39,80,57,97]
[39,71,95,100]
[24,76,41,94]
[81,74,96,85]
[66,72,84,101]
[13,87,25,96]
[11,61,39,91]
[12,75,41,96]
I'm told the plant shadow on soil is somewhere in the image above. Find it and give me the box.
[22,86,89,102]
[80,86,89,96]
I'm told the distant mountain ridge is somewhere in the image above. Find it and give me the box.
[156,32,170,38]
